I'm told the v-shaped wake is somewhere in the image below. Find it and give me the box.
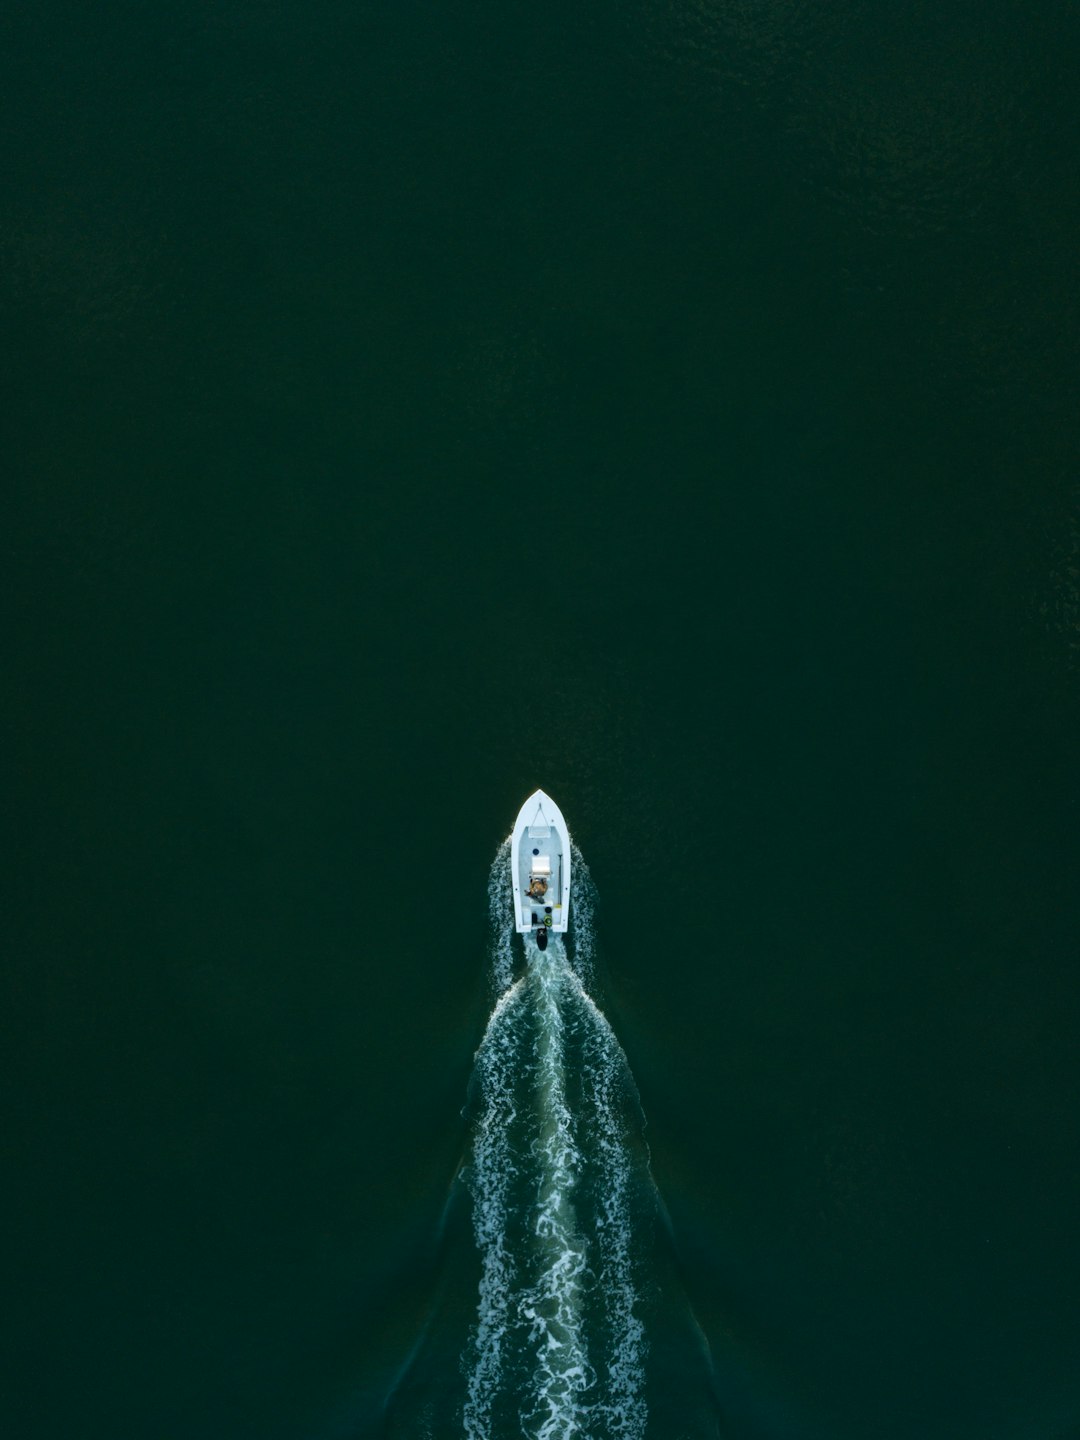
[463,844,647,1440]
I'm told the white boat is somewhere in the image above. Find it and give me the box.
[511,789,571,950]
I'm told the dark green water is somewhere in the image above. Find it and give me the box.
[6,1,1080,1436]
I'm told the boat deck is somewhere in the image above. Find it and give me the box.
[515,807,567,931]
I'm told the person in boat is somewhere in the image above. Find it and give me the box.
[527,876,548,900]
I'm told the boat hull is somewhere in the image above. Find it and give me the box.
[511,789,571,934]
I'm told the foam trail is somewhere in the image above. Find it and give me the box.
[572,968,647,1439]
[462,844,647,1440]
[463,974,527,1437]
[487,836,516,995]
[567,841,597,987]
[521,942,592,1440]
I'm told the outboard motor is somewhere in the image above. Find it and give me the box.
[536,925,548,951]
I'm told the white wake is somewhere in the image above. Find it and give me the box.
[462,845,647,1440]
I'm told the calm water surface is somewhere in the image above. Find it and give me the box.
[5,1,1080,1437]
